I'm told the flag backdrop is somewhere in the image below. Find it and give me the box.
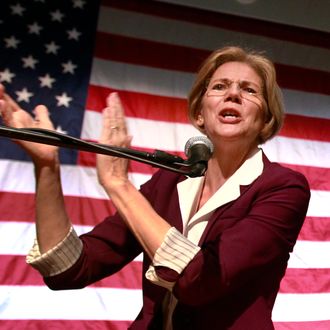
[0,0,329,329]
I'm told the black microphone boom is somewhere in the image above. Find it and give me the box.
[0,125,212,177]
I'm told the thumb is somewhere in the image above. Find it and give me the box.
[33,105,54,129]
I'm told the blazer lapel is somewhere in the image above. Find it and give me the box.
[189,149,265,245]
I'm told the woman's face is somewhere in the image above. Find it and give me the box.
[198,61,266,147]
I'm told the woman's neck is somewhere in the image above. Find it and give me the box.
[204,141,259,194]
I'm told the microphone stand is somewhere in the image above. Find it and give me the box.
[0,125,207,177]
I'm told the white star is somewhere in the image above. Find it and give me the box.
[62,61,77,74]
[10,4,26,16]
[50,10,64,22]
[0,68,16,83]
[4,36,20,49]
[16,88,34,103]
[72,0,86,9]
[45,41,60,54]
[55,92,72,107]
[39,74,56,88]
[67,28,81,41]
[22,55,38,69]
[28,22,43,35]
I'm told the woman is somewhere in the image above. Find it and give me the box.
[0,46,310,329]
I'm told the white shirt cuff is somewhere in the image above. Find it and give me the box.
[26,227,83,277]
[146,227,200,290]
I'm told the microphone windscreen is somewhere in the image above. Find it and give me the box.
[184,136,214,158]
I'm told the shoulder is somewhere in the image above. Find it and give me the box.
[262,152,309,189]
[257,152,311,210]
[139,169,186,197]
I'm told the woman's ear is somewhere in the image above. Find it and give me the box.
[196,113,204,127]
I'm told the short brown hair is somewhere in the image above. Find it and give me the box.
[188,46,284,143]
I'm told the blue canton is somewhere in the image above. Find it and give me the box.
[0,0,100,164]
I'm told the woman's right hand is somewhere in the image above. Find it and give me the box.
[0,84,59,165]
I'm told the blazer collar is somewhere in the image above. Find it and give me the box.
[177,149,264,226]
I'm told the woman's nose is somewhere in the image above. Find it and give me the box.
[224,83,242,102]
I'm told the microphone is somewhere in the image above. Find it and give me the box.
[184,136,214,176]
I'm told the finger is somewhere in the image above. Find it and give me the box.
[0,99,13,125]
[34,105,57,130]
[0,84,5,97]
[100,105,114,142]
[0,100,6,119]
[0,84,20,111]
[33,105,49,121]
[106,93,127,134]
[2,93,22,114]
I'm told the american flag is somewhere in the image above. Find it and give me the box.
[0,0,329,329]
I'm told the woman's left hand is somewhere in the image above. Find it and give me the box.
[96,93,132,192]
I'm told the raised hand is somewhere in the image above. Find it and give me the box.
[0,84,58,164]
[96,92,132,191]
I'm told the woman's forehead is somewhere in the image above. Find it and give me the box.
[211,61,262,85]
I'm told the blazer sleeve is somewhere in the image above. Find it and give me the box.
[43,169,183,290]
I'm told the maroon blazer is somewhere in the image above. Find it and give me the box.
[45,153,310,329]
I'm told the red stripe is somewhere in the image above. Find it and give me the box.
[1,192,329,242]
[279,268,330,293]
[0,320,133,330]
[280,114,330,143]
[0,191,116,226]
[78,147,330,194]
[86,85,188,122]
[79,149,330,194]
[95,32,206,73]
[0,254,142,289]
[77,149,168,176]
[2,256,330,294]
[94,33,330,95]
[274,321,330,330]
[20,319,330,330]
[87,85,330,144]
[276,63,330,95]
[102,0,330,49]
[298,217,330,242]
[280,164,330,191]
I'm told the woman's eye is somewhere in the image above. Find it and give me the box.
[243,87,257,94]
[212,83,226,90]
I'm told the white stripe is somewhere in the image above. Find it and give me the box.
[288,240,330,268]
[81,110,330,169]
[0,285,142,320]
[0,221,90,256]
[98,7,330,72]
[0,160,106,199]
[0,221,144,262]
[273,293,330,321]
[0,288,329,322]
[263,136,330,168]
[90,58,330,120]
[282,89,330,120]
[81,110,200,151]
[91,59,194,99]
[0,159,149,199]
[308,190,330,218]
[0,221,327,268]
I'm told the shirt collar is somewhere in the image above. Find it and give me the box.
[177,149,264,224]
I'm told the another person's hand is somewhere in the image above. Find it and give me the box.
[0,84,58,165]
[96,93,132,191]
